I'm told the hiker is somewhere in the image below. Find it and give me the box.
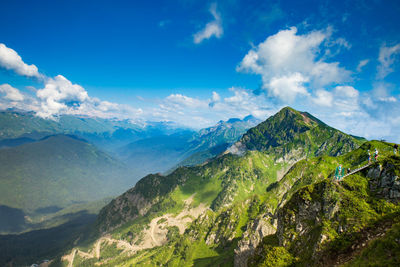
[339,165,344,181]
[335,164,344,181]
[394,144,398,155]
[368,150,371,163]
[374,148,379,162]
[347,167,351,174]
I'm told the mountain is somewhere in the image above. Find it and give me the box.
[117,131,196,177]
[0,110,188,151]
[231,107,364,159]
[49,107,400,267]
[118,116,261,175]
[0,109,260,176]
[0,134,137,234]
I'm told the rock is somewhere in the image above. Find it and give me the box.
[234,217,276,267]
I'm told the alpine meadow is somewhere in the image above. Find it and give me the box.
[1,1,400,267]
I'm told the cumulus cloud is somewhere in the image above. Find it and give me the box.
[193,3,223,44]
[312,89,333,107]
[0,43,41,78]
[36,75,89,118]
[33,75,143,119]
[0,84,24,101]
[153,87,274,128]
[377,43,400,79]
[268,73,309,102]
[237,27,351,102]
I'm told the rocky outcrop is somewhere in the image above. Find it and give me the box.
[275,180,340,259]
[367,160,400,201]
[234,216,276,267]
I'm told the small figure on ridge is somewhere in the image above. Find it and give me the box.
[374,148,379,162]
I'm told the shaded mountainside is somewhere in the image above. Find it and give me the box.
[52,107,400,267]
[0,134,137,233]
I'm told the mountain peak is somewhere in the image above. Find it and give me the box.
[237,107,363,156]
[227,118,241,123]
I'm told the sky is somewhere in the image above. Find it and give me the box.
[1,0,400,141]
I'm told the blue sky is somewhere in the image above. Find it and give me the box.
[1,0,400,141]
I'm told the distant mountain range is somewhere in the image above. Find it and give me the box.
[117,115,261,175]
[0,109,260,235]
[0,109,187,150]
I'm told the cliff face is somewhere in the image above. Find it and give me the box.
[367,157,400,200]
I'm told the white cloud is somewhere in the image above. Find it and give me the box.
[268,73,309,102]
[36,75,89,118]
[193,3,223,44]
[356,59,369,72]
[0,84,24,101]
[212,91,220,102]
[377,43,400,79]
[0,43,41,78]
[237,27,351,102]
[165,94,209,109]
[312,89,333,107]
[334,85,359,98]
[32,75,143,120]
[152,88,274,128]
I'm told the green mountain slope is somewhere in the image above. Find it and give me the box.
[0,134,137,233]
[248,141,400,266]
[235,107,364,158]
[52,107,386,267]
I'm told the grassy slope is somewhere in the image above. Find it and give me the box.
[76,140,397,267]
[69,151,286,267]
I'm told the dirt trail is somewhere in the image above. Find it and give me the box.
[61,249,76,267]
[62,194,208,266]
[137,193,207,248]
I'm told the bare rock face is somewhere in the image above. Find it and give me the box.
[227,141,247,156]
[234,216,276,267]
[367,161,400,201]
[275,181,340,257]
